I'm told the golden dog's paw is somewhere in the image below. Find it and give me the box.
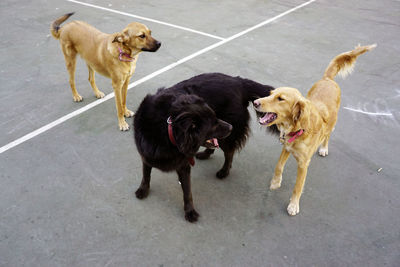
[119,121,130,131]
[287,201,300,216]
[95,91,105,99]
[270,180,281,190]
[318,147,328,157]
[270,176,282,190]
[124,109,135,118]
[73,94,83,102]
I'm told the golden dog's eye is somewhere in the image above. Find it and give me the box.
[139,34,145,38]
[278,96,284,101]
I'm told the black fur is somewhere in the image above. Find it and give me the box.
[175,73,278,177]
[133,73,277,222]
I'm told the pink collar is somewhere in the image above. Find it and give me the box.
[287,129,304,143]
[167,116,177,145]
[167,117,195,166]
[118,46,134,62]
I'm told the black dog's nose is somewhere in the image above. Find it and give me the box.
[253,100,260,108]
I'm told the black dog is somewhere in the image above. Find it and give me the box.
[134,73,277,222]
[134,88,232,222]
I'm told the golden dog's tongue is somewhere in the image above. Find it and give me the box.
[260,112,277,125]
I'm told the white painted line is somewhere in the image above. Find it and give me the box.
[0,0,317,154]
[343,107,393,117]
[66,0,226,41]
[221,0,317,42]
[0,93,115,154]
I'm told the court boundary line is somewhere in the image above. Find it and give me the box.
[67,0,226,40]
[343,107,393,117]
[0,0,316,154]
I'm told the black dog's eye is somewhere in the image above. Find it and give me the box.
[277,96,284,101]
[139,34,145,38]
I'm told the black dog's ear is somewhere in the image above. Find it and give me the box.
[173,113,201,156]
[169,95,205,156]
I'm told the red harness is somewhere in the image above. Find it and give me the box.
[167,117,195,166]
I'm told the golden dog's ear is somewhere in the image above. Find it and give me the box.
[292,101,303,122]
[292,100,310,130]
[112,32,129,43]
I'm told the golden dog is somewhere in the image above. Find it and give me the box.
[254,44,376,215]
[51,13,161,131]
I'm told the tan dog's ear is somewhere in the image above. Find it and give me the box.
[112,32,129,43]
[292,100,310,130]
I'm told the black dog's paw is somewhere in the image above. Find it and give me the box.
[135,187,149,199]
[185,209,200,223]
[195,151,212,160]
[216,169,229,179]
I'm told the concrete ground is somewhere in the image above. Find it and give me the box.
[1,0,399,266]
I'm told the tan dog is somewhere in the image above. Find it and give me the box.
[254,44,376,216]
[51,13,161,131]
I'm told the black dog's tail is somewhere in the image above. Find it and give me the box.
[241,78,274,102]
[51,12,74,39]
[241,78,279,135]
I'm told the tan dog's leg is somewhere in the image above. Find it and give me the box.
[112,79,129,131]
[287,158,310,216]
[87,65,105,99]
[270,148,290,190]
[318,134,330,157]
[121,77,134,118]
[61,44,82,102]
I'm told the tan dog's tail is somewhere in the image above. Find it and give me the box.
[50,12,75,39]
[323,44,376,80]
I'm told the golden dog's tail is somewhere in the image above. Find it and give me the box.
[50,12,74,39]
[323,44,376,80]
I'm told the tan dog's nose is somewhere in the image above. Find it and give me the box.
[253,100,261,108]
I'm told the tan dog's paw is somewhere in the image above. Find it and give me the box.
[270,175,282,190]
[95,91,105,99]
[287,201,300,216]
[318,147,328,157]
[119,121,130,131]
[124,109,135,118]
[73,94,83,102]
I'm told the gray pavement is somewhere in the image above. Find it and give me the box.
[1,0,399,266]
